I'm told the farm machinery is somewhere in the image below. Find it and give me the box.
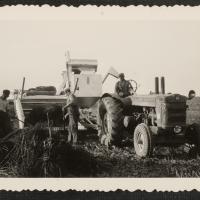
[13,57,200,158]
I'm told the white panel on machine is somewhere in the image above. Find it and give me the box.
[74,74,102,97]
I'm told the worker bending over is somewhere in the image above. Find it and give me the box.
[62,88,79,145]
[115,73,133,98]
[0,90,11,137]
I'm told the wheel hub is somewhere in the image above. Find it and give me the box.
[137,132,145,151]
[103,113,111,136]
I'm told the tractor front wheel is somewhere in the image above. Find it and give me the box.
[133,123,153,158]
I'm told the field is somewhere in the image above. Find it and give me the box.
[75,131,200,177]
[1,127,200,178]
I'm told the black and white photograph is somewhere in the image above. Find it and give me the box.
[1,6,200,182]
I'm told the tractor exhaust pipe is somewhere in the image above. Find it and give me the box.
[161,76,165,94]
[155,77,159,94]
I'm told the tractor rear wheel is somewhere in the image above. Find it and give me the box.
[133,123,153,158]
[98,97,124,146]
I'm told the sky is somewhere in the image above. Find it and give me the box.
[0,20,200,96]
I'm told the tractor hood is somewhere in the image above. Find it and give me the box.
[119,93,187,108]
[156,94,187,103]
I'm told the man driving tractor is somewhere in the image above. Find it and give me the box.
[115,73,133,98]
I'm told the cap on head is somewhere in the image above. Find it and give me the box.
[119,73,124,78]
[118,73,125,78]
[3,90,10,96]
[189,90,195,96]
[188,90,196,99]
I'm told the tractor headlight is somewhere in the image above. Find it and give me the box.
[174,125,182,134]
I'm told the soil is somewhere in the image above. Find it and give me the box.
[58,130,200,178]
[1,128,200,178]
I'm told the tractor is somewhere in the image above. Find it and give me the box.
[98,77,189,157]
[13,56,200,158]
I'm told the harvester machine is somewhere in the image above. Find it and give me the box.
[14,58,102,131]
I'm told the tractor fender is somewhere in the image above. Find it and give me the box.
[100,93,132,107]
[101,93,120,100]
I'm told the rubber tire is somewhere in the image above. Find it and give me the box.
[98,97,124,146]
[191,123,200,156]
[133,123,153,158]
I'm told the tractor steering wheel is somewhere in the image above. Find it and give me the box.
[128,79,138,94]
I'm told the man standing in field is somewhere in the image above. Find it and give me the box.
[62,88,79,145]
[0,90,11,137]
[115,73,133,98]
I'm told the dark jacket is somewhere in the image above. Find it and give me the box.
[115,80,133,98]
